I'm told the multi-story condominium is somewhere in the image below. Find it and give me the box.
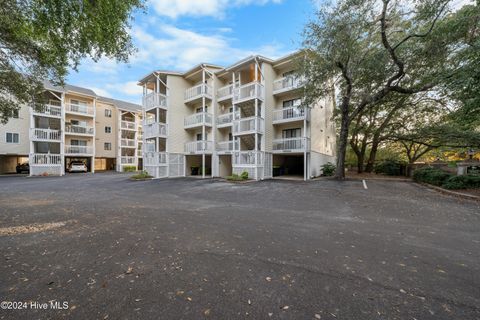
[0,82,143,175]
[138,51,336,181]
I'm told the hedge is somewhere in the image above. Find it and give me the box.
[413,167,452,186]
[443,175,480,190]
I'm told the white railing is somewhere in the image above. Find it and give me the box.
[184,112,213,128]
[29,153,62,165]
[216,112,234,127]
[217,84,233,101]
[233,82,264,102]
[144,143,156,152]
[121,156,136,164]
[30,128,62,141]
[137,149,143,157]
[65,103,94,116]
[273,76,304,93]
[65,124,94,135]
[273,137,310,152]
[233,116,264,135]
[233,151,264,166]
[32,104,62,117]
[217,140,238,152]
[65,145,93,154]
[121,120,136,130]
[144,122,167,139]
[185,141,213,153]
[273,106,307,122]
[121,138,136,147]
[143,92,167,110]
[144,152,167,166]
[184,84,212,102]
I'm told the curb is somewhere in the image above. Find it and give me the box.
[417,182,480,201]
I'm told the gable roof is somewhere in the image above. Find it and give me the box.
[97,96,142,112]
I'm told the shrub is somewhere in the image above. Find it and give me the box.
[442,175,480,190]
[413,167,452,186]
[226,174,243,181]
[240,171,249,180]
[374,159,405,176]
[321,162,336,176]
[131,171,153,180]
[123,166,137,172]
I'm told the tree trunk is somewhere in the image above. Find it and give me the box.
[335,111,349,180]
[357,153,365,173]
[365,142,379,173]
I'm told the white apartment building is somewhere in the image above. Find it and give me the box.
[0,82,143,175]
[139,51,336,181]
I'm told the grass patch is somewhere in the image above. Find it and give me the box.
[226,171,249,182]
[130,171,153,180]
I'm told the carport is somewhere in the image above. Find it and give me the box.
[0,155,28,174]
[272,154,304,179]
[65,157,93,173]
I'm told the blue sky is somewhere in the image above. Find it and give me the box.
[66,0,319,105]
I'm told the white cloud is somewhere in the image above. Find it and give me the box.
[83,57,120,75]
[106,81,144,96]
[131,24,288,70]
[149,0,283,19]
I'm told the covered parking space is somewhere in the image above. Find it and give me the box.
[272,154,305,180]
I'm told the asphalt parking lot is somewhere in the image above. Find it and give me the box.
[0,173,479,319]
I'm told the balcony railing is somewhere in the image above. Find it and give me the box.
[184,112,213,128]
[32,104,62,118]
[273,76,304,94]
[29,153,62,166]
[233,151,264,166]
[65,103,94,116]
[144,122,167,139]
[144,152,167,166]
[143,92,167,110]
[137,149,143,157]
[65,124,94,135]
[272,137,310,153]
[233,82,264,103]
[185,141,213,153]
[121,156,136,164]
[184,84,212,102]
[121,138,136,148]
[121,120,136,130]
[273,106,307,123]
[65,145,93,154]
[217,84,233,101]
[216,112,235,127]
[233,116,264,135]
[217,140,238,153]
[144,143,156,153]
[30,128,62,141]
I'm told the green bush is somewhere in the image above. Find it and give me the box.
[442,175,480,190]
[374,159,405,176]
[240,171,249,180]
[131,171,153,180]
[413,167,452,186]
[227,172,249,181]
[321,162,336,176]
[123,165,137,172]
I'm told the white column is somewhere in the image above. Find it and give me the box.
[60,93,65,176]
[202,70,206,179]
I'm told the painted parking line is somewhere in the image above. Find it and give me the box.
[362,179,368,190]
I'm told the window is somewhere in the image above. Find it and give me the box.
[71,139,87,146]
[6,132,19,144]
[12,109,19,118]
[105,109,112,117]
[104,142,112,151]
[105,126,112,133]
[196,106,208,113]
[196,133,207,141]
[283,98,301,108]
[282,128,301,139]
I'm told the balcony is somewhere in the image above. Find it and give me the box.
[65,145,93,155]
[216,112,236,128]
[217,84,233,102]
[65,103,94,116]
[233,82,264,104]
[273,137,310,153]
[233,116,264,135]
[29,153,62,166]
[121,138,136,148]
[233,151,264,166]
[120,156,136,165]
[185,140,213,154]
[121,120,136,131]
[273,76,304,95]
[144,122,167,139]
[273,106,308,124]
[184,112,213,129]
[137,149,143,157]
[144,152,167,166]
[184,84,212,104]
[216,140,238,154]
[32,103,62,118]
[65,124,94,136]
[30,128,62,142]
[143,92,167,111]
